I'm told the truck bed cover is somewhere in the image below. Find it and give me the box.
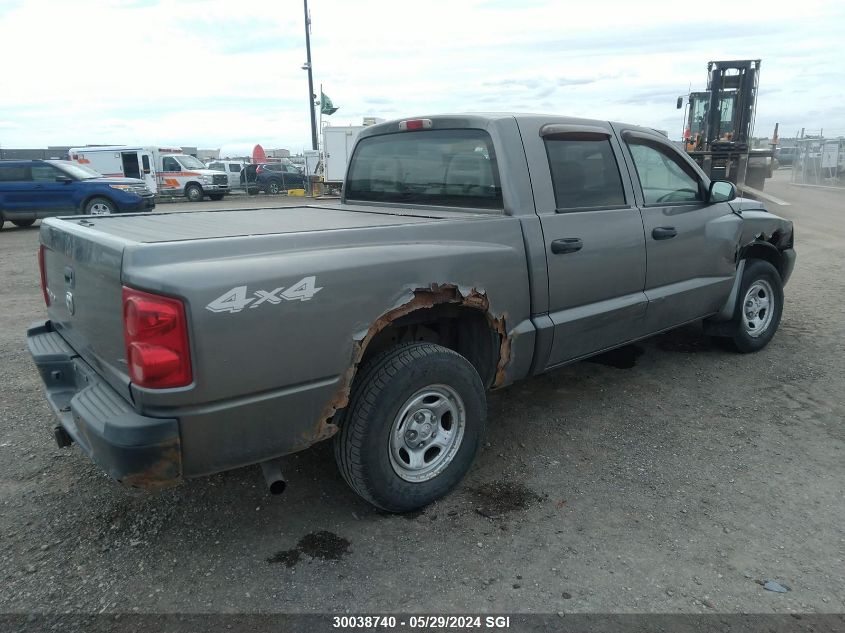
[51,204,471,244]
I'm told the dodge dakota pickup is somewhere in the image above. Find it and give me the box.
[28,114,795,512]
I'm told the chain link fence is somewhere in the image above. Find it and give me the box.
[790,137,845,188]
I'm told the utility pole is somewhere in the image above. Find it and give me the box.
[303,0,318,151]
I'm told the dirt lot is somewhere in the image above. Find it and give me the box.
[0,172,843,616]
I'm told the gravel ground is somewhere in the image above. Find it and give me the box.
[0,171,843,615]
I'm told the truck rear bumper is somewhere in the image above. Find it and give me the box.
[27,320,182,488]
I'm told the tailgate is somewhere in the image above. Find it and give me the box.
[40,220,132,400]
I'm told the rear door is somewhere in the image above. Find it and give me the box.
[0,163,37,220]
[518,118,648,367]
[616,127,738,331]
[121,152,142,179]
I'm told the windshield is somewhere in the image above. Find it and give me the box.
[345,129,503,211]
[176,155,207,170]
[50,161,103,180]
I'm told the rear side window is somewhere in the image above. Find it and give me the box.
[208,162,223,170]
[229,164,241,173]
[544,136,626,210]
[0,165,30,181]
[345,129,503,211]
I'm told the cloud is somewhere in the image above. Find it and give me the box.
[0,0,843,148]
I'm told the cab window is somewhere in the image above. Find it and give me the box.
[162,157,181,171]
[544,136,626,211]
[627,140,703,205]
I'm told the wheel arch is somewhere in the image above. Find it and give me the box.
[740,240,787,280]
[308,284,511,448]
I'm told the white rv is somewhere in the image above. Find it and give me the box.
[68,146,229,201]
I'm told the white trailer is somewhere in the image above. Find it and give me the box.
[68,146,230,201]
[322,126,364,183]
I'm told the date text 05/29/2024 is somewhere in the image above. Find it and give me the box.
[332,615,511,629]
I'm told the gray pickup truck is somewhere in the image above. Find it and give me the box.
[28,114,795,512]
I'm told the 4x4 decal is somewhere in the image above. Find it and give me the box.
[206,276,322,313]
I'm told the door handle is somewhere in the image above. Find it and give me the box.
[551,238,583,254]
[652,227,677,240]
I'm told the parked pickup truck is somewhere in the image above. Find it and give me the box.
[27,114,795,512]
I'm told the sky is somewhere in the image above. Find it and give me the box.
[1,0,844,152]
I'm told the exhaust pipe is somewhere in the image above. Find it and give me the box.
[260,460,287,495]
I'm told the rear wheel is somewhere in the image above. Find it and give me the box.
[266,179,282,195]
[208,193,225,201]
[727,259,784,353]
[334,342,486,513]
[185,184,203,202]
[12,219,36,228]
[84,197,115,215]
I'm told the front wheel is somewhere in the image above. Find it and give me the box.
[334,342,486,513]
[12,219,36,228]
[84,197,115,215]
[727,259,784,353]
[185,184,203,202]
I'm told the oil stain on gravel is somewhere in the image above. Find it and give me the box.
[471,481,544,518]
[267,530,350,567]
[586,345,644,369]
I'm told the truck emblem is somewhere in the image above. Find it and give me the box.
[205,276,322,314]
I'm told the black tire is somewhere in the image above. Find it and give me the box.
[334,342,486,513]
[727,259,784,353]
[12,219,36,228]
[83,197,115,215]
[208,194,225,201]
[185,184,203,202]
[266,179,282,195]
[0,216,4,231]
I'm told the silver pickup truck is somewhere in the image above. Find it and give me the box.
[28,114,795,512]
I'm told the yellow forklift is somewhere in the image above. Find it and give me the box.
[678,59,775,190]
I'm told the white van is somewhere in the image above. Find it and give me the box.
[68,146,229,201]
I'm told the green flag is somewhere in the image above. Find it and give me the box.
[320,91,339,115]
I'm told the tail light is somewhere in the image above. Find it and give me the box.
[38,245,50,306]
[122,287,192,389]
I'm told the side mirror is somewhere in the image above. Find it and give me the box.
[55,176,73,184]
[676,96,684,109]
[708,179,736,203]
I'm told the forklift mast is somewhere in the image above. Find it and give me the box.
[680,59,772,190]
[704,59,761,150]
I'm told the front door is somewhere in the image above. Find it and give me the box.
[519,119,648,368]
[617,128,739,331]
[30,163,76,216]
